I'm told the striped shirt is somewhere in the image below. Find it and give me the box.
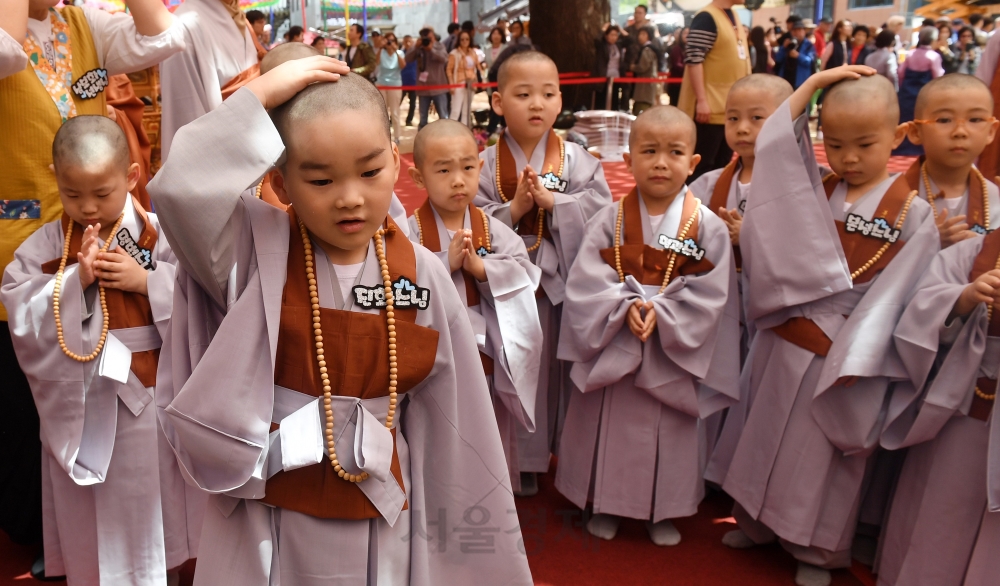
[684,10,737,65]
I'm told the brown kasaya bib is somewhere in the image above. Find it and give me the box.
[903,157,990,233]
[707,158,743,272]
[262,209,440,520]
[413,200,495,374]
[769,174,915,357]
[42,196,160,387]
[966,228,1000,421]
[598,187,715,284]
[496,129,564,243]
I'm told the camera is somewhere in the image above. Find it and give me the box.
[770,17,783,36]
[966,42,977,52]
[422,36,431,47]
[786,38,798,51]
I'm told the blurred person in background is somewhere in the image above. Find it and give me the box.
[377,31,404,143]
[956,26,982,75]
[865,28,899,91]
[851,24,872,65]
[402,34,418,126]
[594,24,625,110]
[446,28,478,123]
[749,25,772,73]
[821,19,853,67]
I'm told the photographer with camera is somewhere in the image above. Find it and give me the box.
[405,27,450,128]
[956,26,982,75]
[775,18,815,89]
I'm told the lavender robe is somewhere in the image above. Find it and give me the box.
[554,190,740,521]
[723,101,939,566]
[407,207,543,493]
[0,197,200,585]
[877,236,1000,586]
[148,87,532,586]
[475,129,613,473]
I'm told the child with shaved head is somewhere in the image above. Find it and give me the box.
[875,74,1000,586]
[475,50,613,495]
[901,74,1000,246]
[555,105,739,547]
[407,120,543,494]
[148,57,532,585]
[1,116,192,584]
[720,66,939,586]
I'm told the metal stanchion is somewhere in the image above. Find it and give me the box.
[605,77,614,111]
[465,80,473,128]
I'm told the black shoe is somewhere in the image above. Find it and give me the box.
[514,472,539,497]
[31,553,66,582]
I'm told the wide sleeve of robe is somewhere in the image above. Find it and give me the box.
[0,27,27,79]
[83,6,186,76]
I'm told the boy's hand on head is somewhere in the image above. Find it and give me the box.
[936,210,975,248]
[509,169,536,224]
[791,65,875,119]
[954,269,1000,318]
[247,56,350,110]
[95,248,149,296]
[627,299,646,339]
[447,229,469,273]
[461,236,488,281]
[718,208,743,246]
[526,167,555,212]
[77,223,101,290]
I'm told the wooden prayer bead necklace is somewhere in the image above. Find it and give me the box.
[920,163,990,229]
[255,180,263,199]
[496,138,565,252]
[298,219,398,483]
[614,194,700,294]
[53,214,126,362]
[848,191,919,282]
[415,206,492,253]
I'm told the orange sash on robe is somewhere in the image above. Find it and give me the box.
[219,29,268,100]
[707,158,743,272]
[977,66,1000,180]
[106,74,152,210]
[41,196,160,386]
[903,156,990,232]
[262,209,440,519]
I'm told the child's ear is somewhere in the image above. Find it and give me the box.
[126,162,140,192]
[408,165,426,189]
[491,91,504,117]
[902,121,922,146]
[478,158,485,171]
[688,153,702,176]
[270,168,291,206]
[391,142,401,184]
[987,118,1000,147]
[623,151,633,174]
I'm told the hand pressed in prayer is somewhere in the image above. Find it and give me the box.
[447,229,470,273]
[627,299,657,342]
[461,235,487,282]
[94,247,149,296]
[935,209,976,248]
[509,169,536,224]
[77,223,102,290]
[247,55,350,110]
[525,165,555,212]
[718,207,742,246]
[954,269,1000,318]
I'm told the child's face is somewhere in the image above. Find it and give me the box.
[409,135,483,214]
[909,87,998,170]
[822,101,905,187]
[624,123,700,201]
[725,87,780,160]
[492,61,562,145]
[56,159,138,229]
[271,110,399,255]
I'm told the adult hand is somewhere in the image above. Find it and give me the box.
[695,98,711,124]
[789,49,800,59]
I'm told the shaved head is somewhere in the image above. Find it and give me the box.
[413,119,476,168]
[915,73,993,119]
[497,50,557,92]
[629,105,697,151]
[823,74,900,127]
[260,42,320,74]
[729,73,793,108]
[52,115,129,173]
[269,73,391,157]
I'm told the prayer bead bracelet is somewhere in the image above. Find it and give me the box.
[298,219,398,483]
[53,214,125,362]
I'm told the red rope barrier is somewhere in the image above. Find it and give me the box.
[470,76,681,90]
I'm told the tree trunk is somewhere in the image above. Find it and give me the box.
[528,0,611,110]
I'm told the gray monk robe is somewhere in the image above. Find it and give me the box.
[877,230,1000,586]
[554,187,739,522]
[0,196,200,585]
[475,128,612,473]
[407,201,543,493]
[148,88,532,586]
[723,102,939,568]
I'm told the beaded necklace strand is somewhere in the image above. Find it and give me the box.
[847,190,919,282]
[496,137,565,252]
[920,163,990,229]
[977,252,1000,401]
[298,219,398,483]
[613,194,700,294]
[53,214,126,362]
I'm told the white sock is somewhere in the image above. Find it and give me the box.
[646,519,681,546]
[722,529,758,549]
[795,562,832,586]
[586,513,621,541]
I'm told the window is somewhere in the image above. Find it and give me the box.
[848,0,895,8]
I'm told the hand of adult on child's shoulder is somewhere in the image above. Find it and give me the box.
[77,223,102,290]
[247,56,350,110]
[95,248,150,296]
